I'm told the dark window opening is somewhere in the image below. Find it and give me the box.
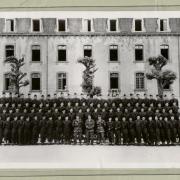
[31,74,40,91]
[110,73,119,89]
[58,49,66,61]
[5,77,10,91]
[110,20,117,31]
[110,46,118,61]
[135,46,143,61]
[33,20,40,32]
[6,45,14,58]
[84,45,92,58]
[32,46,40,62]
[160,19,167,31]
[87,20,91,32]
[10,20,14,32]
[58,20,66,31]
[161,46,169,60]
[135,20,142,31]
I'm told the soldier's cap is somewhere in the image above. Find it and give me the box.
[156,94,159,97]
[172,93,175,96]
[80,93,84,95]
[41,95,44,97]
[74,93,77,95]
[2,92,5,95]
[28,93,31,95]
[123,94,126,96]
[34,94,37,97]
[54,93,57,96]
[164,95,167,97]
[150,94,153,97]
[144,93,147,96]
[136,94,139,96]
[47,94,50,97]
[9,92,12,95]
[130,93,133,96]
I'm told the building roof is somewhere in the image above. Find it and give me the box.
[0,0,179,11]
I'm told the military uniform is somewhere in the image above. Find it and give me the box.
[96,118,106,144]
[72,118,82,144]
[85,118,95,145]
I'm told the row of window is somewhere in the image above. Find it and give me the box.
[4,72,170,92]
[5,18,170,33]
[5,44,169,62]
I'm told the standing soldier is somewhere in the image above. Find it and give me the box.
[177,116,180,143]
[96,115,106,145]
[121,116,129,145]
[24,116,31,145]
[141,116,148,145]
[39,115,47,144]
[164,117,171,145]
[4,116,11,144]
[128,117,136,145]
[11,116,18,145]
[154,116,161,145]
[18,115,24,145]
[114,116,121,145]
[148,116,155,145]
[47,116,54,144]
[55,116,63,144]
[170,116,177,145]
[85,115,95,145]
[63,116,72,144]
[0,117,3,144]
[32,115,39,144]
[72,115,83,145]
[159,116,165,145]
[107,117,114,145]
[135,116,142,145]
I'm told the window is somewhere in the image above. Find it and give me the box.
[32,19,40,32]
[135,45,143,61]
[6,19,15,32]
[160,45,169,60]
[135,19,142,31]
[109,19,117,31]
[57,73,67,91]
[135,73,145,90]
[58,19,66,31]
[84,45,92,57]
[4,74,13,91]
[160,19,168,31]
[5,45,14,58]
[32,45,40,62]
[87,20,91,32]
[109,45,118,61]
[31,73,41,91]
[110,73,119,89]
[58,45,66,62]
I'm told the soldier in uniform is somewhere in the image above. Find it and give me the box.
[107,117,114,145]
[18,115,24,145]
[32,115,39,144]
[96,115,106,144]
[154,116,161,145]
[0,117,3,144]
[114,116,121,145]
[63,116,72,144]
[128,117,136,145]
[47,116,54,144]
[72,115,83,145]
[39,115,47,144]
[85,115,95,145]
[11,116,18,145]
[135,116,142,145]
[170,116,177,144]
[24,116,32,145]
[164,116,171,145]
[141,116,148,145]
[148,116,155,145]
[177,115,180,143]
[55,116,63,144]
[121,116,129,145]
[4,116,11,144]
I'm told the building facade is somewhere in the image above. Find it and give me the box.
[0,14,180,98]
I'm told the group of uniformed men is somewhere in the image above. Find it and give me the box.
[0,92,179,146]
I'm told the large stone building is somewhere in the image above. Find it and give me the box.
[0,13,180,98]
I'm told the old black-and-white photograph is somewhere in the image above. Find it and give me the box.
[0,10,180,169]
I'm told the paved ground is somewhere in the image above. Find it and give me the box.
[0,145,180,169]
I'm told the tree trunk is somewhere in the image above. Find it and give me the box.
[157,79,163,98]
